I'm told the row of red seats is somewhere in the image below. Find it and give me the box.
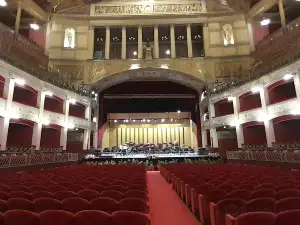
[0,197,148,214]
[0,209,149,225]
[0,188,147,200]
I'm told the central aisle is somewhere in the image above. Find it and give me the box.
[147,171,202,225]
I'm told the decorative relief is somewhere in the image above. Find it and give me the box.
[11,103,39,122]
[215,61,249,78]
[222,24,234,46]
[43,111,65,127]
[64,28,76,49]
[54,65,84,83]
[239,108,262,124]
[68,116,89,129]
[94,3,204,15]
[267,99,297,119]
[0,98,7,117]
[211,114,234,127]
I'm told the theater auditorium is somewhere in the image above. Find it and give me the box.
[0,0,300,224]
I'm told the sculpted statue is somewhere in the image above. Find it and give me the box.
[222,24,234,46]
[64,28,75,48]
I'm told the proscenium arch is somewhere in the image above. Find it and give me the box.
[91,68,206,93]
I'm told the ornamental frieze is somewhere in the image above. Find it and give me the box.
[93,3,204,15]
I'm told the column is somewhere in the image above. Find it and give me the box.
[200,105,207,147]
[154,25,159,59]
[203,24,210,56]
[93,106,99,149]
[138,26,143,59]
[186,24,193,58]
[105,27,110,60]
[278,0,286,28]
[232,97,244,148]
[60,99,70,150]
[208,102,215,118]
[210,128,218,148]
[31,91,46,150]
[0,79,15,150]
[260,87,275,147]
[88,26,95,60]
[15,1,22,34]
[121,26,126,59]
[170,25,176,58]
[247,20,255,52]
[83,129,90,150]
[293,73,300,104]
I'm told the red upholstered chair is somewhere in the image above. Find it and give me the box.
[85,178,101,183]
[0,200,7,213]
[217,184,235,193]
[124,190,147,200]
[276,189,300,200]
[0,191,9,201]
[77,189,100,201]
[33,197,62,212]
[119,198,148,213]
[48,185,66,193]
[256,183,276,190]
[10,185,29,192]
[0,184,10,193]
[31,191,54,200]
[275,197,300,213]
[4,210,39,225]
[39,210,74,225]
[62,197,91,213]
[237,184,255,191]
[9,191,32,201]
[191,184,215,214]
[246,197,276,213]
[24,181,39,187]
[96,181,111,187]
[75,210,112,225]
[252,189,276,199]
[111,211,149,225]
[28,185,48,192]
[91,197,119,214]
[209,180,224,186]
[227,212,276,225]
[57,182,73,187]
[276,184,297,191]
[68,184,85,193]
[127,185,145,191]
[100,190,124,201]
[227,189,252,201]
[54,191,77,200]
[275,209,300,225]
[87,184,106,193]
[107,185,127,193]
[111,181,128,187]
[7,198,33,211]
[215,198,246,225]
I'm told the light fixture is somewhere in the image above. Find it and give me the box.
[160,64,169,69]
[177,110,181,114]
[170,119,173,122]
[68,98,76,104]
[230,119,239,127]
[14,78,25,86]
[43,120,50,126]
[133,51,137,56]
[92,117,97,122]
[161,119,165,122]
[44,91,53,97]
[67,123,75,129]
[283,73,293,81]
[165,49,170,55]
[0,0,7,7]
[92,91,95,94]
[260,18,271,26]
[30,23,40,30]
[251,86,261,93]
[75,128,78,131]
[130,64,140,70]
[147,119,151,123]
[133,120,136,122]
[142,119,146,122]
[228,96,234,101]
[114,120,117,123]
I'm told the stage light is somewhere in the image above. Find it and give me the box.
[251,86,261,93]
[283,73,293,80]
[30,23,40,30]
[14,78,25,86]
[0,0,7,7]
[260,18,270,26]
[177,110,181,113]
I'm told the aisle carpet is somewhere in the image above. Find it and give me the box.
[147,171,202,225]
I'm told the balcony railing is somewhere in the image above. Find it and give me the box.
[0,22,91,97]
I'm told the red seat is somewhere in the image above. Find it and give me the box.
[90,197,119,214]
[96,181,111,187]
[275,197,300,213]
[0,191,9,200]
[0,200,7,213]
[31,191,54,199]
[124,190,147,200]
[48,185,66,192]
[33,197,62,212]
[10,185,29,192]
[276,184,297,191]
[236,184,255,191]
[54,191,77,200]
[215,198,247,225]
[0,184,10,193]
[100,190,124,201]
[7,198,33,211]
[111,211,149,225]
[119,198,148,213]
[217,184,235,193]
[256,183,276,190]
[68,184,85,193]
[85,178,101,183]
[39,210,74,225]
[75,210,112,225]
[57,182,72,187]
[62,197,91,213]
[191,184,215,214]
[4,210,39,225]
[77,189,100,201]
[107,185,127,193]
[29,185,48,192]
[232,212,276,225]
[111,181,128,187]
[276,189,300,200]
[227,189,252,201]
[9,191,32,200]
[127,185,145,191]
[246,197,276,213]
[275,209,300,225]
[252,189,276,199]
[87,184,106,193]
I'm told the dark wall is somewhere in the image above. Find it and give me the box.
[243,125,267,145]
[274,120,300,143]
[40,128,61,148]
[240,93,261,112]
[13,86,37,107]
[44,97,64,114]
[7,123,33,147]
[268,81,296,105]
[69,103,86,119]
[66,142,83,153]
[214,101,234,117]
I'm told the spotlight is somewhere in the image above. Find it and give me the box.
[161,119,165,122]
[114,120,117,123]
[261,18,270,26]
[0,0,7,7]
[147,119,151,122]
[93,117,97,122]
[177,110,181,114]
[92,91,95,94]
[170,119,173,122]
